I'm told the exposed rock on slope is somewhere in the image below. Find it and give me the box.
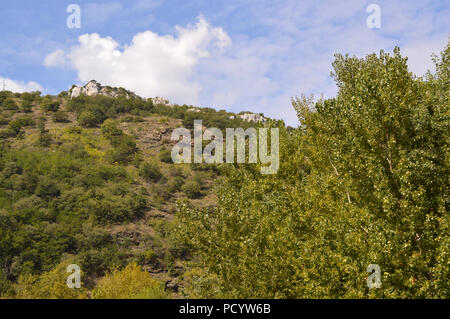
[152,97,171,106]
[69,80,173,106]
[70,80,114,98]
[68,81,268,123]
[238,112,266,123]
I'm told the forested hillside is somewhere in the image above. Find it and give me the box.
[0,44,448,298]
[0,81,257,298]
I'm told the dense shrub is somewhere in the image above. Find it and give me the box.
[138,248,156,264]
[101,120,138,163]
[0,269,13,297]
[37,132,52,147]
[159,147,173,163]
[1,98,18,110]
[139,162,162,182]
[106,134,138,164]
[42,101,60,112]
[35,176,61,199]
[167,176,185,193]
[181,181,202,199]
[13,260,88,299]
[0,91,13,105]
[78,111,98,127]
[52,111,70,123]
[168,166,184,177]
[0,143,147,280]
[91,263,170,299]
[13,115,35,127]
[8,116,35,136]
[101,119,123,145]
[67,94,152,121]
[20,91,41,103]
[20,100,33,113]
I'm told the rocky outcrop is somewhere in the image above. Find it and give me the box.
[152,97,172,106]
[238,112,266,123]
[69,80,139,99]
[68,80,172,106]
[69,80,103,98]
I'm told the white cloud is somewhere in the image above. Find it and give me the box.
[43,50,67,67]
[0,77,43,93]
[44,17,231,105]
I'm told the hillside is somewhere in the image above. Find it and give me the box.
[0,82,267,298]
[0,44,448,299]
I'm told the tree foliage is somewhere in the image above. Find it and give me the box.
[91,262,170,299]
[176,45,449,298]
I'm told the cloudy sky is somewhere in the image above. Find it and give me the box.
[0,0,448,125]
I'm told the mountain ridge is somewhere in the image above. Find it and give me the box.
[68,80,267,123]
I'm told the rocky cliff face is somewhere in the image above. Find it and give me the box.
[70,80,105,98]
[68,80,172,106]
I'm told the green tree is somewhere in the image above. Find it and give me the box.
[167,176,185,193]
[91,262,170,299]
[181,181,202,199]
[14,259,88,299]
[42,101,60,112]
[52,111,70,123]
[176,45,450,298]
[139,162,162,182]
[20,100,33,113]
[78,111,98,127]
[2,98,18,110]
[107,134,138,164]
[159,146,173,163]
[101,119,123,146]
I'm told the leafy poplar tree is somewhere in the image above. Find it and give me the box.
[176,44,449,298]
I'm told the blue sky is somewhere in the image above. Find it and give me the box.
[0,0,448,126]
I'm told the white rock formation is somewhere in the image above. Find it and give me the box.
[84,80,101,96]
[100,87,118,98]
[69,80,102,98]
[238,112,266,123]
[68,81,171,106]
[70,86,83,98]
[152,97,172,106]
